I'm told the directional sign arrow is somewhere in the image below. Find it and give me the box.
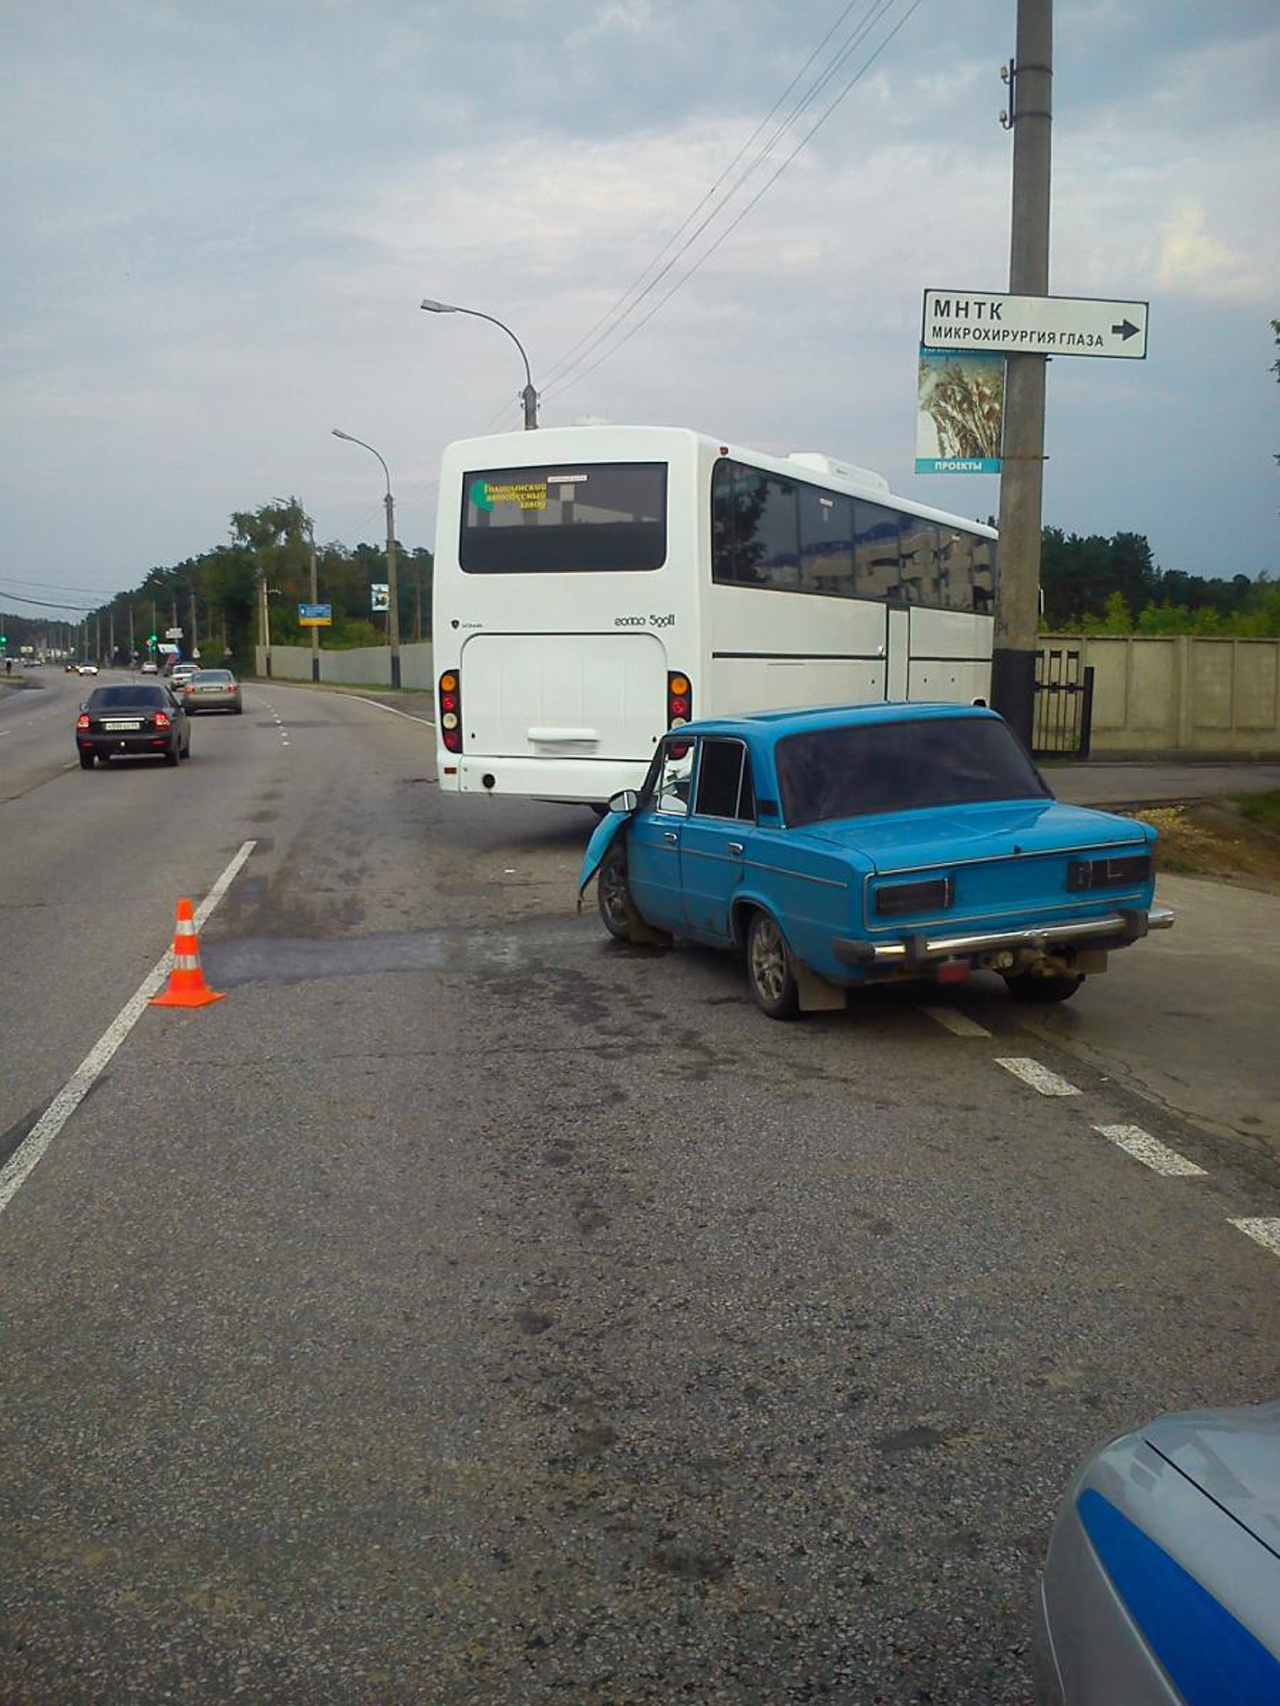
[1112,319,1140,341]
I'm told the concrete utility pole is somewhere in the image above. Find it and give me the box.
[190,587,198,653]
[108,608,115,663]
[127,602,135,662]
[307,519,320,683]
[992,0,1052,748]
[258,568,272,677]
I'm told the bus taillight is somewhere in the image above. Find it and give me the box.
[667,672,692,728]
[439,670,462,751]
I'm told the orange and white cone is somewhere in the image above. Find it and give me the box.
[150,897,224,1008]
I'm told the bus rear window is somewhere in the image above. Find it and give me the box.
[460,463,667,574]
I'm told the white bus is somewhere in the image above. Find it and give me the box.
[432,425,996,804]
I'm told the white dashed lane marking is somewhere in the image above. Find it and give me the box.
[1229,1219,1280,1259]
[995,1057,1081,1097]
[922,1006,991,1038]
[1093,1124,1207,1177]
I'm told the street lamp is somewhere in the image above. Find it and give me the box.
[332,429,401,688]
[420,299,538,430]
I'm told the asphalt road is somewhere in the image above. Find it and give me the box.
[2,678,1277,1704]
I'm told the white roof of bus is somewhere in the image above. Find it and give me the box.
[443,424,997,540]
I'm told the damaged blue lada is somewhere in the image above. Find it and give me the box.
[577,702,1173,1019]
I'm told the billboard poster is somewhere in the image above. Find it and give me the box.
[915,347,1004,474]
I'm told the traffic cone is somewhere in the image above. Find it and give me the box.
[150,897,224,1008]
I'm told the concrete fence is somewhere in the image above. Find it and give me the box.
[1042,634,1280,758]
[254,640,435,690]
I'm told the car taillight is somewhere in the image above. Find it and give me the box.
[184,685,194,694]
[439,670,462,752]
[226,683,235,691]
[667,672,692,728]
[154,711,171,729]
[76,714,90,729]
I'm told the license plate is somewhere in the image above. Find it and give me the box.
[103,720,141,730]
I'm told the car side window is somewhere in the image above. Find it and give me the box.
[654,739,696,816]
[694,738,754,822]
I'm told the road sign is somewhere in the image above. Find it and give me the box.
[922,289,1148,360]
[371,583,390,612]
[299,603,332,627]
[157,642,180,655]
[165,626,184,639]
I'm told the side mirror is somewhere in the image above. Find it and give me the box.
[608,789,639,814]
[80,702,88,712]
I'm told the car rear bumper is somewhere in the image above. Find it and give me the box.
[78,735,175,756]
[832,903,1174,968]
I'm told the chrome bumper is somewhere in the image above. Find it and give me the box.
[834,903,1174,968]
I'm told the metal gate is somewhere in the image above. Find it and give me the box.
[1033,646,1094,759]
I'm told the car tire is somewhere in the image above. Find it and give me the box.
[597,843,637,941]
[234,704,243,714]
[746,910,800,1020]
[78,751,94,769]
[165,744,180,767]
[1003,971,1084,1004]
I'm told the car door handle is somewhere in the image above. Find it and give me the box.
[663,831,678,843]
[727,842,744,856]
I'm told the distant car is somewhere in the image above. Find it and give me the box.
[64,662,78,673]
[76,683,190,768]
[169,663,200,692]
[1034,1400,1280,1703]
[578,703,1174,1017]
[75,662,99,676]
[139,659,159,674]
[182,668,242,714]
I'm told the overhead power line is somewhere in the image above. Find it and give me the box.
[544,0,924,407]
[538,0,869,394]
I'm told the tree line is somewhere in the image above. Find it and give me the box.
[1040,528,1279,637]
[2,499,434,669]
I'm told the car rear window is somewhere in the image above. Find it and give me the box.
[88,686,166,708]
[776,717,1050,826]
[194,670,233,682]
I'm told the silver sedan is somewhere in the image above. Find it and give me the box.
[180,668,243,714]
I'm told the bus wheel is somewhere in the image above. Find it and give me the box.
[597,845,636,941]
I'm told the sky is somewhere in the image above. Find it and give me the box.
[2,0,1277,623]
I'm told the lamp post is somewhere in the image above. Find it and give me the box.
[420,299,538,430]
[305,518,320,683]
[332,429,401,688]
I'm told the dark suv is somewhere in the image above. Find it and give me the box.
[76,684,191,768]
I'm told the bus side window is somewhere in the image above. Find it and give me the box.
[711,459,737,584]
[799,486,854,597]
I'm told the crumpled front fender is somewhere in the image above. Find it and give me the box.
[577,810,630,899]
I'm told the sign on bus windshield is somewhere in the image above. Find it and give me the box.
[460,462,667,575]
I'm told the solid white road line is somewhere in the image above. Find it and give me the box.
[0,839,257,1217]
[922,1006,991,1038]
[1229,1218,1280,1258]
[995,1057,1082,1097]
[1094,1124,1207,1176]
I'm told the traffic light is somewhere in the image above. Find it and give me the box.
[148,634,158,649]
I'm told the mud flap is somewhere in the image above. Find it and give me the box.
[795,960,846,1013]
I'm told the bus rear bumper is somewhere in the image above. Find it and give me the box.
[442,754,650,806]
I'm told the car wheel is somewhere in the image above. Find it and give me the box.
[78,751,95,769]
[597,843,637,941]
[165,744,180,767]
[234,704,243,714]
[746,910,800,1020]
[1003,971,1084,1004]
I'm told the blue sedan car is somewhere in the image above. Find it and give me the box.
[577,703,1173,1018]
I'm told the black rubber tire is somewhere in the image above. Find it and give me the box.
[1003,971,1084,1004]
[234,705,244,714]
[745,910,800,1020]
[179,742,190,760]
[78,751,94,769]
[164,744,180,767]
[596,843,638,941]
